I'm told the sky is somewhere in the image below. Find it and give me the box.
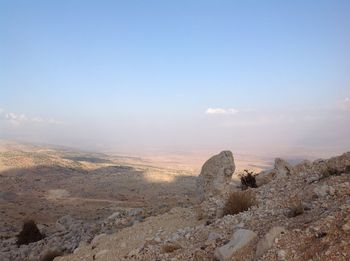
[0,0,349,157]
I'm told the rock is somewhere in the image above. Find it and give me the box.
[214,229,257,261]
[255,158,294,186]
[326,152,350,172]
[277,249,286,260]
[129,208,144,217]
[256,226,286,257]
[274,158,294,177]
[56,215,74,231]
[255,169,277,187]
[107,212,121,220]
[196,151,235,202]
[314,185,334,197]
[342,221,350,232]
[294,160,313,174]
[206,232,221,244]
[94,249,110,260]
[127,248,140,257]
[193,249,210,261]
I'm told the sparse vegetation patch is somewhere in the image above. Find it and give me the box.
[223,190,256,216]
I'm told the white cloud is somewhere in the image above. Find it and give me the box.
[206,107,239,115]
[0,108,63,126]
[48,118,63,125]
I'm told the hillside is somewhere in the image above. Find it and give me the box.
[57,151,350,261]
[1,141,349,260]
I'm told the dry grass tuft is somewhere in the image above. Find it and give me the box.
[16,219,45,246]
[162,243,181,253]
[223,190,256,216]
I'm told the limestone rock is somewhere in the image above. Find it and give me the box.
[206,231,221,245]
[256,226,286,257]
[94,249,110,260]
[255,158,294,187]
[214,229,257,261]
[326,152,350,172]
[313,185,335,197]
[197,151,235,202]
[342,221,350,232]
[255,169,277,187]
[56,215,74,231]
[277,249,286,260]
[274,158,294,177]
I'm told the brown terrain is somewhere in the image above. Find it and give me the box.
[0,141,270,241]
[2,140,349,261]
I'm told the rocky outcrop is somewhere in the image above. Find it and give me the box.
[274,158,294,177]
[255,158,294,187]
[55,151,350,261]
[0,207,147,261]
[214,229,257,261]
[196,151,235,202]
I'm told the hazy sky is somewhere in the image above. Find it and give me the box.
[1,1,349,157]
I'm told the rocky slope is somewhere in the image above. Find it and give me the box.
[55,151,350,261]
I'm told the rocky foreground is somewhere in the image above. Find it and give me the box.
[2,151,350,261]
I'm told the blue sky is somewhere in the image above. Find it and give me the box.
[0,1,349,156]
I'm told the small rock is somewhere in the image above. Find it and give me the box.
[342,221,350,232]
[277,249,286,260]
[256,226,286,257]
[214,229,257,261]
[314,185,334,197]
[206,232,221,244]
[94,249,110,260]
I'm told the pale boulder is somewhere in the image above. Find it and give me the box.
[256,226,286,257]
[196,151,235,202]
[274,158,294,177]
[214,229,257,261]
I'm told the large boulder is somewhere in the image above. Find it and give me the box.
[214,229,257,261]
[255,158,295,187]
[196,151,235,202]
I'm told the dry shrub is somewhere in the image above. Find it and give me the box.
[162,243,181,253]
[16,220,44,246]
[223,191,256,216]
[39,250,63,261]
[240,170,257,190]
